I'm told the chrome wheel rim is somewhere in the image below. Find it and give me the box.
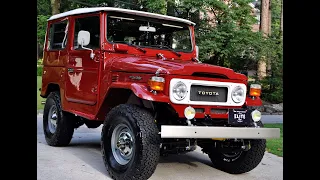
[111,124,134,165]
[48,105,58,133]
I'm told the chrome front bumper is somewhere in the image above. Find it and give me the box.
[160,125,280,139]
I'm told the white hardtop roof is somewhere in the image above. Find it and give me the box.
[48,7,196,25]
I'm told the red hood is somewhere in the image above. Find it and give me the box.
[111,56,247,81]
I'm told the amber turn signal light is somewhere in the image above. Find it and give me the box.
[249,84,261,97]
[148,76,165,91]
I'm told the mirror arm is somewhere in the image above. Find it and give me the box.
[81,45,95,59]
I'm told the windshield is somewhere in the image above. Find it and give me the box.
[106,13,193,52]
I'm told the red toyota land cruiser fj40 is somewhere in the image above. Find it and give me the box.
[40,7,280,180]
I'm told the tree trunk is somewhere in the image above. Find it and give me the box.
[267,1,272,73]
[280,0,283,35]
[51,0,61,15]
[257,0,269,80]
[268,1,272,35]
[167,0,175,16]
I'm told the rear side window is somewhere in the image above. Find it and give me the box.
[47,20,68,50]
[73,16,100,49]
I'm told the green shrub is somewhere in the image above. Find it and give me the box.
[37,58,43,65]
[37,66,43,76]
[259,75,283,103]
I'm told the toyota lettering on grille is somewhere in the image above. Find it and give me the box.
[197,91,219,96]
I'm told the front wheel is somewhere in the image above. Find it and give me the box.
[203,122,266,174]
[101,104,160,180]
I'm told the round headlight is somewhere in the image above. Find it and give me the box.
[231,86,245,103]
[172,81,188,101]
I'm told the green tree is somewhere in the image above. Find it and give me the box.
[37,15,50,59]
[259,0,283,103]
[38,0,51,15]
[145,0,167,14]
[195,0,266,71]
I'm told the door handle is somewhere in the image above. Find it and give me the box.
[68,68,74,73]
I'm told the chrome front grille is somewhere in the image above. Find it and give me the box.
[190,85,228,102]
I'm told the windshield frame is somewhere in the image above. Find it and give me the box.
[105,12,194,53]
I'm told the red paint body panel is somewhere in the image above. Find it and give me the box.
[111,57,246,81]
[114,43,129,52]
[41,11,262,121]
[110,82,170,102]
[245,96,263,106]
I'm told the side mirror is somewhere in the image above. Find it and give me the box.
[77,30,90,46]
[77,30,95,59]
[114,43,129,53]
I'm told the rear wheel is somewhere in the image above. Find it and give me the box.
[43,91,75,146]
[101,104,160,180]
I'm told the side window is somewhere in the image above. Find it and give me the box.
[74,16,100,49]
[47,20,68,50]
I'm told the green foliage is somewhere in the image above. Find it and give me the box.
[196,0,266,72]
[145,0,167,14]
[37,15,50,44]
[37,76,45,110]
[271,0,282,36]
[37,59,43,65]
[259,36,283,103]
[37,66,43,76]
[37,15,49,59]
[193,0,282,103]
[37,0,51,15]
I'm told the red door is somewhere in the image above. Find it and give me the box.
[65,15,101,105]
[43,18,69,91]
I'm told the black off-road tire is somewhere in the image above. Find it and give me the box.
[43,91,75,146]
[101,104,160,180]
[206,122,266,174]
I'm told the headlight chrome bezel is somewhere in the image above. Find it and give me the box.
[231,85,245,103]
[172,81,188,101]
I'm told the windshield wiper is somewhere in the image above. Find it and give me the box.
[128,43,146,53]
[151,45,181,57]
[113,41,146,53]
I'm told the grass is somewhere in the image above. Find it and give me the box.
[264,123,283,157]
[37,76,45,110]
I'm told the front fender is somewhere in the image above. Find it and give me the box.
[110,82,170,102]
[245,96,263,106]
